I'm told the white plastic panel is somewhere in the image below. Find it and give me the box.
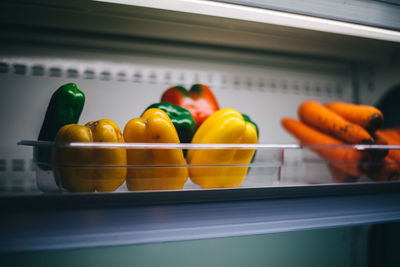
[1,0,400,63]
[96,0,400,42]
[358,64,400,106]
[213,0,400,31]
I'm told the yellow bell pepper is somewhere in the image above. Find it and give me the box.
[54,119,127,192]
[187,108,258,189]
[123,108,188,190]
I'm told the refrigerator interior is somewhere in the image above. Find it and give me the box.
[0,43,357,192]
[1,0,400,193]
[1,1,400,266]
[1,29,399,193]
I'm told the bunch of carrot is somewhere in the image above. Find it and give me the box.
[371,128,400,181]
[281,100,400,183]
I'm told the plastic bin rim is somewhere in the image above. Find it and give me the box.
[17,140,400,150]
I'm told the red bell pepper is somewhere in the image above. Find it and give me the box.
[161,84,220,127]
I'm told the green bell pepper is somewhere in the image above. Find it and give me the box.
[36,83,85,170]
[144,102,196,143]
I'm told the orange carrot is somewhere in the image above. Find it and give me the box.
[327,164,360,183]
[325,102,384,133]
[380,128,400,143]
[298,100,373,144]
[366,156,400,182]
[365,131,389,161]
[375,130,400,162]
[281,117,368,176]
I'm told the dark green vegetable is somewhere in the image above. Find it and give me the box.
[144,102,196,143]
[36,83,85,170]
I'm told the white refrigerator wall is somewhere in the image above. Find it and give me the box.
[0,43,353,192]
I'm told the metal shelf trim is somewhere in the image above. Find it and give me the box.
[1,191,400,252]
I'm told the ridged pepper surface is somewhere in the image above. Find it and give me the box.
[187,108,258,189]
[54,119,127,192]
[123,108,188,190]
[242,113,259,163]
[144,102,196,143]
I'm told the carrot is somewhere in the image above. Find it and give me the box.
[380,128,400,143]
[375,130,400,163]
[366,156,400,182]
[327,164,360,183]
[365,131,389,161]
[325,102,384,133]
[281,117,368,176]
[298,100,373,144]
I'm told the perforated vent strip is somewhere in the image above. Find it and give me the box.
[0,60,345,98]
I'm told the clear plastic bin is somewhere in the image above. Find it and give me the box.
[281,144,400,185]
[19,141,285,193]
[17,141,400,193]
